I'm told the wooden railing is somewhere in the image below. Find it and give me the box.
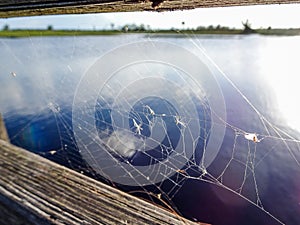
[0,0,300,18]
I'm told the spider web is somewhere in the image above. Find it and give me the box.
[1,32,300,225]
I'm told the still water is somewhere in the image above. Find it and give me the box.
[1,34,300,225]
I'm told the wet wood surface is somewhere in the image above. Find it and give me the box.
[0,0,300,18]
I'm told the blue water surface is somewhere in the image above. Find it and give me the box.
[1,34,300,225]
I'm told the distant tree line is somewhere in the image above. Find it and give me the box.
[119,22,253,32]
[120,24,148,32]
[1,24,54,31]
[196,24,232,31]
[1,20,274,34]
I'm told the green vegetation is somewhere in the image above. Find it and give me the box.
[256,28,300,36]
[0,29,121,37]
[1,22,300,38]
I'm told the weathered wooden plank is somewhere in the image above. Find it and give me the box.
[0,0,300,18]
[0,114,9,142]
[0,139,205,225]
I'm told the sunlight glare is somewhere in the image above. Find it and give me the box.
[260,37,300,131]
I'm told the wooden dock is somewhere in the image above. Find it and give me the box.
[0,116,202,225]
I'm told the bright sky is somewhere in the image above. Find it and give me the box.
[1,4,300,30]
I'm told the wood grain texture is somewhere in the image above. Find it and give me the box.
[0,139,205,225]
[0,114,9,142]
[0,0,300,18]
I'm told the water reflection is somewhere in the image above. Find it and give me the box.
[258,36,300,131]
[1,34,300,225]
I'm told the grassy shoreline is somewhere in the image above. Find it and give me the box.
[0,28,299,37]
[0,29,121,37]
